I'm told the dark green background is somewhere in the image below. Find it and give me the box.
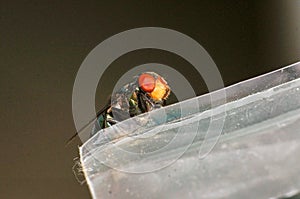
[1,1,299,198]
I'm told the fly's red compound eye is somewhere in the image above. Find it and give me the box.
[138,73,155,92]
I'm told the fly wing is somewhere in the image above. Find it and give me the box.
[65,97,112,146]
[110,76,139,122]
[66,75,142,145]
[110,107,130,121]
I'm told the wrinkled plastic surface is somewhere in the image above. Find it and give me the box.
[80,62,300,199]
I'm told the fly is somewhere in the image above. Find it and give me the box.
[66,72,171,145]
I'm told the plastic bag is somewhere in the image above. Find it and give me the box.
[80,62,300,199]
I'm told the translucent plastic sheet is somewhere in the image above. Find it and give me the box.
[80,62,300,199]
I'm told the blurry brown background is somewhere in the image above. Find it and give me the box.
[1,1,299,199]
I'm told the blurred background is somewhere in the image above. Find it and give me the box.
[1,0,299,198]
